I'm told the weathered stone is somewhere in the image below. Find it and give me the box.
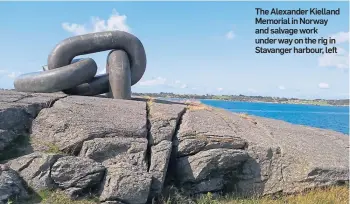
[180,108,349,195]
[178,107,238,142]
[177,108,248,157]
[0,130,18,152]
[0,90,65,153]
[149,140,172,197]
[230,111,348,195]
[51,156,105,197]
[31,96,147,154]
[174,108,250,194]
[176,148,248,193]
[0,90,348,201]
[100,163,152,204]
[176,137,247,157]
[79,137,148,170]
[148,102,186,145]
[7,152,63,191]
[187,177,224,194]
[0,169,28,203]
[147,102,186,197]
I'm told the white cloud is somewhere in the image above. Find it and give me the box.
[217,87,223,92]
[165,80,188,89]
[330,31,349,44]
[226,30,235,40]
[0,70,22,79]
[62,23,87,35]
[318,31,349,71]
[278,85,286,90]
[318,47,349,70]
[318,31,349,70]
[139,77,167,86]
[318,83,330,89]
[62,9,130,35]
[7,72,17,79]
[180,84,188,89]
[136,77,193,91]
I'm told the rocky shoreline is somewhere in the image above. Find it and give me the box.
[0,90,348,204]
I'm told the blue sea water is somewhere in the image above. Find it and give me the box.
[200,100,349,135]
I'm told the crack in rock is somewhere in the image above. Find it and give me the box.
[7,152,63,191]
[146,101,187,199]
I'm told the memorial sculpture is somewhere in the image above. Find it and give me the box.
[14,31,147,99]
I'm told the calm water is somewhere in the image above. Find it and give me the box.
[200,100,349,135]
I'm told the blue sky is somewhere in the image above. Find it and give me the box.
[0,1,349,99]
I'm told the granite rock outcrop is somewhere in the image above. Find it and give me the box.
[0,90,348,203]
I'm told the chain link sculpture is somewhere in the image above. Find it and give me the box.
[14,31,147,99]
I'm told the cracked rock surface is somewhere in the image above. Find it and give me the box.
[7,152,63,191]
[30,96,147,154]
[0,90,65,155]
[147,102,186,197]
[190,108,349,195]
[0,90,348,203]
[175,107,250,194]
[99,162,152,204]
[51,156,105,197]
[79,137,148,170]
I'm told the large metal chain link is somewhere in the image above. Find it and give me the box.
[14,31,147,99]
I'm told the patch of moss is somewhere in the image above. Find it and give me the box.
[29,138,65,155]
[46,143,64,154]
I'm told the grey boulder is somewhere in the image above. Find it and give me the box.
[30,96,147,154]
[51,156,105,197]
[178,106,349,196]
[0,168,28,204]
[99,163,152,204]
[79,137,148,170]
[7,152,63,191]
[0,90,65,154]
[176,149,248,194]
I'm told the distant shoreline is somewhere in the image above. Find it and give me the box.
[199,98,349,107]
[132,93,350,107]
[1,89,348,107]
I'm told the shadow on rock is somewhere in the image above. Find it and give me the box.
[0,134,34,163]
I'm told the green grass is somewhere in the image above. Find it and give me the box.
[197,186,349,204]
[7,184,349,204]
[19,190,99,204]
[29,138,67,155]
[45,143,64,154]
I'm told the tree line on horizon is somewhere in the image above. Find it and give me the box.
[132,92,350,106]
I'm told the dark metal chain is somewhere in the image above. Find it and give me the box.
[14,31,147,99]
